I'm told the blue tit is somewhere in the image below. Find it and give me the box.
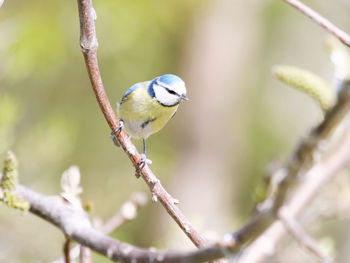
[114,74,188,165]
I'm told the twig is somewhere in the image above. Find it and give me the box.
[279,209,334,263]
[283,0,350,48]
[64,237,71,263]
[76,0,206,248]
[52,192,148,263]
[101,192,147,234]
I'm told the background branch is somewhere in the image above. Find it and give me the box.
[80,246,92,263]
[76,0,207,248]
[283,0,350,48]
[101,192,147,234]
[238,125,350,263]
[279,210,333,263]
[63,237,71,263]
[52,192,148,263]
[274,82,350,208]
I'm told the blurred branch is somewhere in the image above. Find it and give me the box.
[238,123,350,263]
[279,209,333,263]
[101,192,147,234]
[283,0,350,48]
[63,237,71,263]
[52,192,148,263]
[76,0,206,248]
[80,246,92,263]
[274,81,350,209]
[327,37,350,91]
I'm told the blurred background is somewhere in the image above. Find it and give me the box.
[1,0,350,262]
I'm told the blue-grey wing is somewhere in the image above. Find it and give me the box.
[121,83,141,104]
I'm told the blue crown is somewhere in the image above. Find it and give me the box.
[158,74,183,86]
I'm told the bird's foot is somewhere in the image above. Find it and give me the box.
[139,153,152,168]
[110,120,124,147]
[135,154,152,178]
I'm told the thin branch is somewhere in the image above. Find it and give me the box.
[279,209,333,263]
[238,126,350,263]
[76,0,206,248]
[63,237,71,263]
[101,192,147,234]
[52,192,148,263]
[283,0,350,48]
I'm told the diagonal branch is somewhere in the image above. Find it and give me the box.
[76,0,206,248]
[283,0,350,48]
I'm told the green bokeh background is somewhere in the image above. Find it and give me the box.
[1,0,350,262]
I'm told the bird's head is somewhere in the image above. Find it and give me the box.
[148,74,188,107]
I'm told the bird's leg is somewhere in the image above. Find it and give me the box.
[110,120,124,147]
[139,139,147,170]
[138,139,152,170]
[142,138,146,156]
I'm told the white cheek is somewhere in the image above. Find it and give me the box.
[173,82,187,96]
[154,86,179,106]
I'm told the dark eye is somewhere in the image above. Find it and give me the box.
[166,88,177,95]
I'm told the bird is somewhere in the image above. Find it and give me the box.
[111,74,188,168]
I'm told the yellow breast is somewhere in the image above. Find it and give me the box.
[118,84,178,139]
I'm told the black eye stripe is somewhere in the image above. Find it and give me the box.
[157,83,180,97]
[164,87,178,96]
